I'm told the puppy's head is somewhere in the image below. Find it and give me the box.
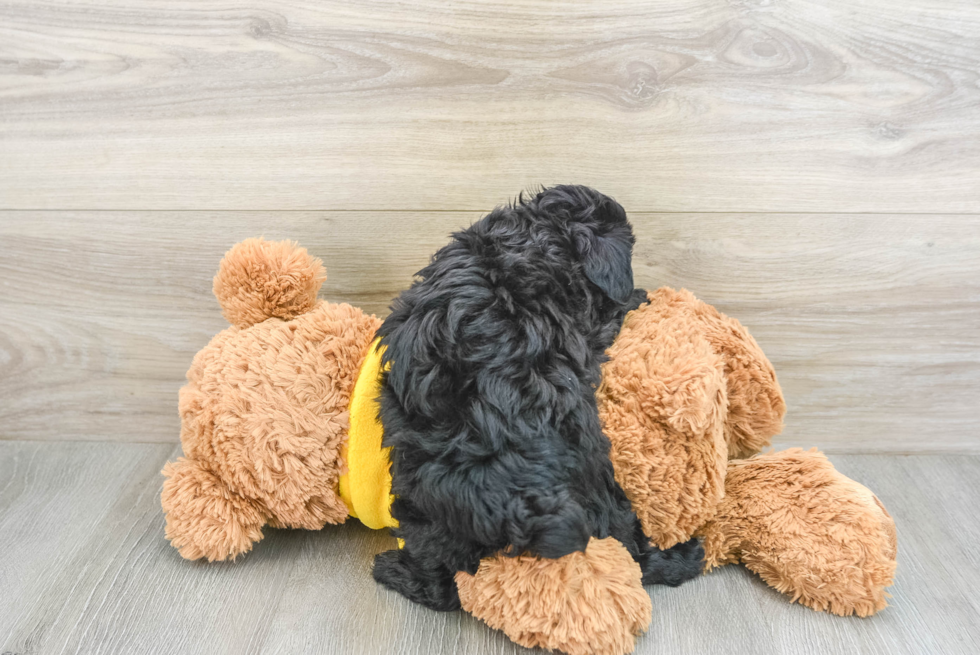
[528,185,635,305]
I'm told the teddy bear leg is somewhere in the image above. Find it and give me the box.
[696,449,898,617]
[161,457,268,562]
[456,537,652,655]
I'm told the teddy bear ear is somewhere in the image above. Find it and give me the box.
[212,238,326,328]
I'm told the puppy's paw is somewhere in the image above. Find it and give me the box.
[373,548,461,611]
[521,502,591,560]
[640,537,704,587]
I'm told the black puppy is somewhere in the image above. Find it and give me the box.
[373,185,703,611]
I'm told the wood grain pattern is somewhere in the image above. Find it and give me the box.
[1,442,979,654]
[1,212,977,451]
[1,3,977,653]
[0,441,176,648]
[1,0,978,212]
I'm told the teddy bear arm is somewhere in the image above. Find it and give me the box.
[456,537,652,655]
[643,288,786,459]
[600,303,729,549]
[693,300,786,459]
[161,457,269,562]
[695,449,897,617]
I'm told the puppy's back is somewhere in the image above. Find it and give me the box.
[378,186,637,575]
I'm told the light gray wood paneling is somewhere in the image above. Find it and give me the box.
[0,211,465,444]
[0,0,978,212]
[1,442,978,654]
[2,213,977,451]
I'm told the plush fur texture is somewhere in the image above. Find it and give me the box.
[597,289,731,549]
[212,237,327,329]
[455,537,652,655]
[373,186,704,611]
[162,238,381,561]
[597,287,786,548]
[697,449,898,617]
[675,291,787,459]
[593,287,896,619]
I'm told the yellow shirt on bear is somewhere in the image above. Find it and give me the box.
[338,339,400,538]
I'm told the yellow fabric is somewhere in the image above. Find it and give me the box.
[339,338,399,533]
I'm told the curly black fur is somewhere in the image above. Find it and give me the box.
[372,185,704,611]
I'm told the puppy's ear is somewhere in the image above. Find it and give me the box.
[533,185,636,304]
[576,224,635,304]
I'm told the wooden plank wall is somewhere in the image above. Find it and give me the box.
[1,1,978,452]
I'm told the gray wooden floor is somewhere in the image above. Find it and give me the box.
[1,440,977,655]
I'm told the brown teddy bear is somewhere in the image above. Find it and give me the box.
[161,238,897,655]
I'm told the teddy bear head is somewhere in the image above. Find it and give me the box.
[162,238,380,561]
